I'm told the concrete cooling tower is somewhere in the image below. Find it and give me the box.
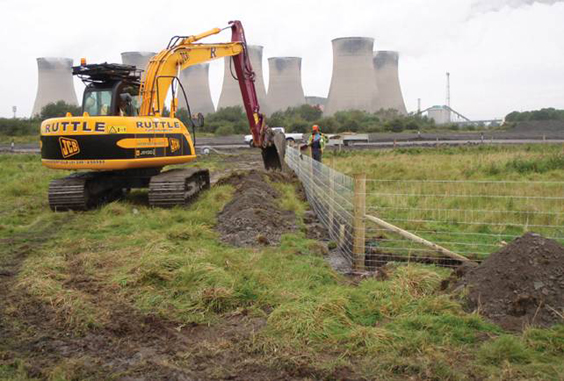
[266,57,306,113]
[121,51,156,72]
[217,45,268,114]
[32,57,78,117]
[373,51,407,115]
[324,37,379,116]
[178,64,215,115]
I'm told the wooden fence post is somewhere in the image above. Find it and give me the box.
[339,224,346,252]
[353,173,366,271]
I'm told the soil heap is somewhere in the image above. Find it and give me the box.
[216,170,297,246]
[456,233,564,331]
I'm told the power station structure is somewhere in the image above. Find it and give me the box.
[179,64,215,115]
[120,51,156,72]
[418,73,472,125]
[373,51,407,115]
[32,57,78,117]
[266,57,306,113]
[217,45,268,113]
[305,96,327,111]
[325,37,379,116]
[427,106,452,125]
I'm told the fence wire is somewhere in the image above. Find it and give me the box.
[285,147,356,263]
[285,147,564,269]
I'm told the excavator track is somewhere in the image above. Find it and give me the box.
[48,175,93,211]
[48,172,127,212]
[148,168,210,208]
[48,168,209,211]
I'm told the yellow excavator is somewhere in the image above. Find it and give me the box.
[40,21,285,211]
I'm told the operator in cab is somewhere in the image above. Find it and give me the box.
[307,125,328,163]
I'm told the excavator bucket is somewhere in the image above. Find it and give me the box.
[261,129,286,170]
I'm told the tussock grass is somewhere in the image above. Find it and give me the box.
[0,151,563,379]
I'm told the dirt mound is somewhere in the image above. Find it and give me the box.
[216,170,297,246]
[455,233,564,331]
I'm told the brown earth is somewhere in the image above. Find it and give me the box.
[453,233,564,331]
[216,170,299,247]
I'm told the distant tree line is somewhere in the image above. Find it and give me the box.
[10,102,560,139]
[0,101,81,137]
[177,105,439,135]
[268,105,437,134]
[505,108,564,122]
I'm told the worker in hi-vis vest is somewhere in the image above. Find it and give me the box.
[306,125,328,162]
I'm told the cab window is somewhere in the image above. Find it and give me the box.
[84,90,112,116]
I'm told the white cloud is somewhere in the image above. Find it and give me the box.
[470,0,563,15]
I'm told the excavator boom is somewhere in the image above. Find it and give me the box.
[227,21,285,169]
[138,20,284,169]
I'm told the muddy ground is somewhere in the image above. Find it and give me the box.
[1,223,331,380]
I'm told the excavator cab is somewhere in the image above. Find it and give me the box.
[75,63,141,117]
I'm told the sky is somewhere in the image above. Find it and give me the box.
[0,0,563,120]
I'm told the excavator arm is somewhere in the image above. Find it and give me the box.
[227,21,285,169]
[139,21,284,169]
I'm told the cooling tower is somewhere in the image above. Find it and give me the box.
[217,45,268,114]
[373,51,407,115]
[32,57,78,117]
[178,63,215,115]
[121,51,156,71]
[324,37,379,115]
[266,57,306,113]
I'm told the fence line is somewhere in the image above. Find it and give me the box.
[285,146,564,270]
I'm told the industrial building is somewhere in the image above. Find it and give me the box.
[179,64,215,115]
[427,105,452,125]
[120,51,156,72]
[266,57,306,113]
[217,45,268,113]
[32,57,78,117]
[325,37,379,115]
[373,51,407,115]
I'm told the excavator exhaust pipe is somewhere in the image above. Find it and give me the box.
[261,129,286,171]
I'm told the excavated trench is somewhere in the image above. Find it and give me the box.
[215,170,301,247]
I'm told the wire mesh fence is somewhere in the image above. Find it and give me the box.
[285,146,356,263]
[285,146,564,270]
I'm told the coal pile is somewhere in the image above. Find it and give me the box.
[216,171,297,247]
[455,233,564,331]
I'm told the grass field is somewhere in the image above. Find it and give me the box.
[0,148,563,379]
[324,145,564,261]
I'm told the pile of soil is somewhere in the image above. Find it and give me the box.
[216,170,298,246]
[455,233,564,331]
